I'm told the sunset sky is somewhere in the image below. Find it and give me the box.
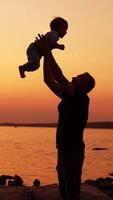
[0,0,113,123]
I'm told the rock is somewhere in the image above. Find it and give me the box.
[105,177,113,183]
[93,148,108,150]
[8,180,14,186]
[84,179,97,187]
[96,177,105,183]
[0,175,13,180]
[13,174,23,186]
[96,177,113,191]
[109,173,113,177]
[33,179,40,186]
[0,176,6,185]
[98,181,113,191]
[0,174,13,185]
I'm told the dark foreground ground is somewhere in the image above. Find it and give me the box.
[0,182,112,200]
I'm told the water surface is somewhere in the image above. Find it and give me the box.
[0,127,113,185]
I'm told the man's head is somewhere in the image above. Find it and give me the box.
[50,17,68,38]
[71,72,95,94]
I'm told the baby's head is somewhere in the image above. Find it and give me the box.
[50,17,68,38]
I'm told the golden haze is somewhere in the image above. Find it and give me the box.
[0,0,113,123]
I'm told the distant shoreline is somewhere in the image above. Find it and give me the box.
[0,122,113,129]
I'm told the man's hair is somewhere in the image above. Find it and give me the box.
[50,17,68,30]
[86,73,95,93]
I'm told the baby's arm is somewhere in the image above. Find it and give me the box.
[45,32,65,50]
[49,40,65,50]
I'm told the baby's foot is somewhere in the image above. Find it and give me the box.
[19,66,26,78]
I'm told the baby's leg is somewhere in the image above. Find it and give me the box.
[19,62,39,78]
[27,48,41,71]
[19,46,41,78]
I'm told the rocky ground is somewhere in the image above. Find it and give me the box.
[84,176,113,199]
[0,174,113,200]
[0,182,112,200]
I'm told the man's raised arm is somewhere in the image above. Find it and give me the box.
[36,35,74,95]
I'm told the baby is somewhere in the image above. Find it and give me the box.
[19,17,68,78]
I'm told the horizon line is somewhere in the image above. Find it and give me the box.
[0,121,113,129]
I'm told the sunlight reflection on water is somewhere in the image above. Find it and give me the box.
[0,127,113,185]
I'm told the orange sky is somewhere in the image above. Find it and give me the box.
[0,0,113,123]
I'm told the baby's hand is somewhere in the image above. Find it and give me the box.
[59,44,65,50]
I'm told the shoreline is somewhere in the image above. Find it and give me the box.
[0,121,113,129]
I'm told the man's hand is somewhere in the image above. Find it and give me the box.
[35,34,51,55]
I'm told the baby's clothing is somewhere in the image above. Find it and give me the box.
[44,30,59,44]
[27,30,59,66]
[20,30,59,72]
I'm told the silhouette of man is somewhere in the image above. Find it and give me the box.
[36,35,95,200]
